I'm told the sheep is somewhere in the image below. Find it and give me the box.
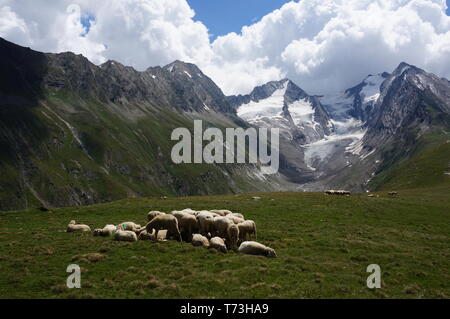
[209,237,228,253]
[230,213,245,219]
[147,211,165,222]
[93,224,117,237]
[138,229,168,241]
[114,230,138,242]
[66,220,91,233]
[145,214,182,242]
[191,234,209,248]
[237,220,257,242]
[169,210,199,241]
[238,241,277,258]
[181,208,198,216]
[116,222,141,232]
[179,214,199,242]
[210,209,232,216]
[227,223,240,250]
[213,216,233,236]
[196,211,216,237]
[213,217,239,249]
[226,215,245,225]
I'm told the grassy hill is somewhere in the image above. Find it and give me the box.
[0,187,449,299]
[370,132,450,191]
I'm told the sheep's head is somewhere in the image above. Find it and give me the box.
[266,248,277,258]
[93,229,103,237]
[69,220,76,225]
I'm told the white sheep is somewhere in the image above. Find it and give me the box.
[147,211,166,222]
[93,224,117,237]
[225,215,245,225]
[213,217,239,249]
[181,208,198,216]
[138,229,168,241]
[145,214,182,242]
[196,211,216,237]
[209,237,228,253]
[66,220,91,233]
[210,209,233,216]
[114,230,138,242]
[238,241,277,258]
[237,220,257,242]
[116,222,141,232]
[191,234,209,248]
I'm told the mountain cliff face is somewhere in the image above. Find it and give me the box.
[0,37,285,211]
[1,36,449,211]
[230,64,450,192]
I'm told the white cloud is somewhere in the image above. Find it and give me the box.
[207,0,450,95]
[1,0,450,96]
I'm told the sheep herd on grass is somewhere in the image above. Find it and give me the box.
[66,208,277,258]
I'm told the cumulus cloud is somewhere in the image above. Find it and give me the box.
[0,0,212,67]
[1,0,450,96]
[208,0,450,95]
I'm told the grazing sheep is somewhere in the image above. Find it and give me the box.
[179,214,199,242]
[138,229,168,241]
[388,191,398,196]
[145,214,182,242]
[209,237,228,253]
[147,211,166,222]
[213,217,239,249]
[114,230,138,242]
[116,222,141,232]
[213,216,233,237]
[181,208,198,216]
[210,209,232,216]
[238,220,257,242]
[66,220,91,233]
[226,215,245,225]
[191,234,209,248]
[227,224,239,250]
[196,211,216,237]
[93,224,117,237]
[238,241,277,258]
[170,210,199,241]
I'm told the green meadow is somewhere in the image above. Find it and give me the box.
[0,187,449,299]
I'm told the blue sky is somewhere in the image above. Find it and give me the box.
[187,0,294,39]
[447,0,450,15]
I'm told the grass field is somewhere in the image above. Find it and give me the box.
[0,187,449,299]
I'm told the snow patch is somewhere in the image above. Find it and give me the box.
[361,75,384,104]
[288,99,315,126]
[184,71,192,78]
[237,81,288,122]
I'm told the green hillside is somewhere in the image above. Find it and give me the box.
[370,132,450,191]
[0,188,449,299]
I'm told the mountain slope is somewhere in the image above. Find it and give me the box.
[230,64,450,192]
[0,37,284,211]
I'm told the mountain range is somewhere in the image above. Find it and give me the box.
[1,37,449,211]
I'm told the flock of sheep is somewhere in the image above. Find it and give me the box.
[66,208,277,258]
